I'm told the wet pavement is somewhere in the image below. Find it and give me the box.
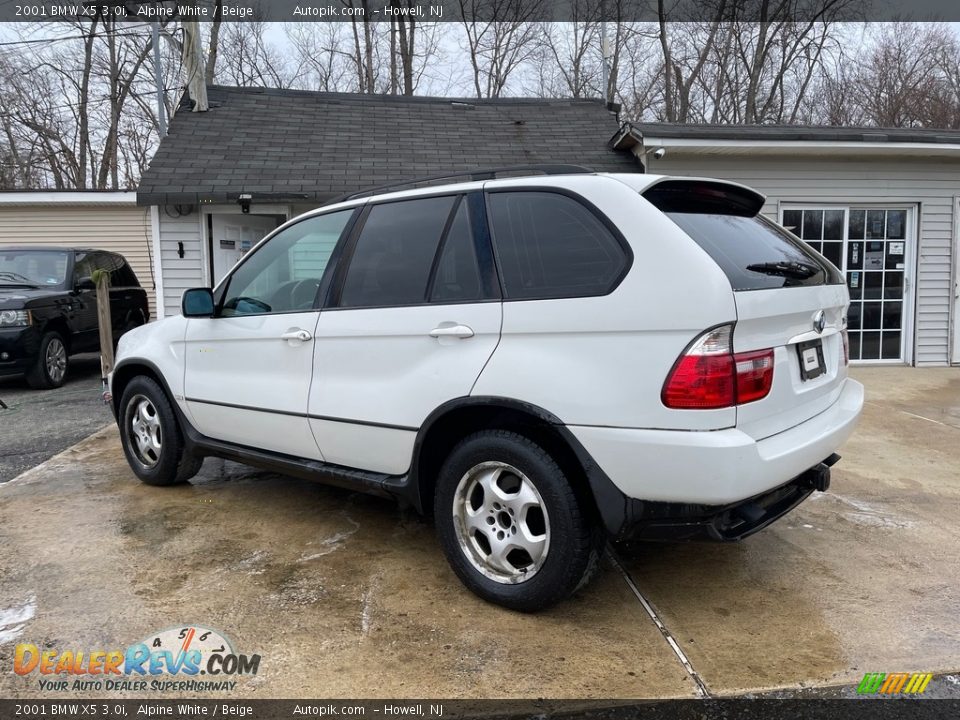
[0,353,108,483]
[0,367,957,699]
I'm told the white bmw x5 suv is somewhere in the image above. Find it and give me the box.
[111,168,863,611]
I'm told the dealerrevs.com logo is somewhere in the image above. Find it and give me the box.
[14,625,260,692]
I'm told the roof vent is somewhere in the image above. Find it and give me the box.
[451,101,475,110]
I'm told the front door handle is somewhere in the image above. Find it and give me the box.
[280,329,312,342]
[429,324,474,339]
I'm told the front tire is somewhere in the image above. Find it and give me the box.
[25,331,68,389]
[119,376,202,486]
[434,430,602,612]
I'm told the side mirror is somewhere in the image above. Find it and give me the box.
[182,288,215,317]
[76,276,96,291]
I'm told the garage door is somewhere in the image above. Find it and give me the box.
[782,206,914,363]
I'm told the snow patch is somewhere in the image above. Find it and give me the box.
[0,596,36,646]
[299,513,361,561]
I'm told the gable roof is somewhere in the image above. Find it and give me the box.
[137,86,638,206]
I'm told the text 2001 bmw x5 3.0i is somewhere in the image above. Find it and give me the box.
[109,169,864,611]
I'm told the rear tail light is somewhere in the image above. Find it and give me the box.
[662,324,774,409]
[735,349,775,403]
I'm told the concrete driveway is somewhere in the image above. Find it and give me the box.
[0,367,957,699]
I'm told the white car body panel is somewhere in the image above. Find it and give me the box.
[473,175,739,431]
[183,313,324,460]
[570,377,863,505]
[114,314,189,409]
[309,303,501,473]
[733,284,850,441]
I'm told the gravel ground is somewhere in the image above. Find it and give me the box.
[0,353,112,483]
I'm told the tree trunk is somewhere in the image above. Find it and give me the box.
[205,0,223,85]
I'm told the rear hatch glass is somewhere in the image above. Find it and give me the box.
[645,180,844,290]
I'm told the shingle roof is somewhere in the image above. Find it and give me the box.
[628,122,960,144]
[136,86,638,206]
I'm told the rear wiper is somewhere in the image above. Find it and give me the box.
[746,261,819,279]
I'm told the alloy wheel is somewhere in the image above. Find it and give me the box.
[45,338,66,385]
[128,394,162,468]
[452,461,551,584]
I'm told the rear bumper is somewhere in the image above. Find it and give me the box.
[568,377,863,507]
[618,455,837,542]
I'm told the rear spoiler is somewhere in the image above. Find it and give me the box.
[642,179,765,217]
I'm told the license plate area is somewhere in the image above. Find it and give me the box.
[797,339,825,381]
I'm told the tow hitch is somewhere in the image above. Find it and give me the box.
[800,453,841,493]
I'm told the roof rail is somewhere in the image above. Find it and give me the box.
[325,164,595,205]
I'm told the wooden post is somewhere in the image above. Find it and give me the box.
[92,269,114,381]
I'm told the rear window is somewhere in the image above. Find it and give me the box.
[665,213,843,291]
[487,191,628,300]
[645,180,842,291]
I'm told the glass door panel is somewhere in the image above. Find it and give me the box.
[783,206,910,362]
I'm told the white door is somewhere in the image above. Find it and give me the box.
[309,195,502,474]
[184,209,357,458]
[210,214,280,286]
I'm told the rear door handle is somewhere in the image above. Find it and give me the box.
[429,324,474,339]
[280,329,312,342]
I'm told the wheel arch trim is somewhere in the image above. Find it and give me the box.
[111,359,190,439]
[407,395,631,536]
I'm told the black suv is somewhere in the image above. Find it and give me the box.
[0,246,150,388]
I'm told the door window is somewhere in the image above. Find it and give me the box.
[430,199,483,303]
[221,210,353,316]
[339,195,457,308]
[486,191,628,299]
[782,207,910,361]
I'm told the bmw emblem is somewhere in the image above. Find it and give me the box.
[813,310,826,334]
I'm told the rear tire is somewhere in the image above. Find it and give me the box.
[25,331,68,389]
[118,375,202,486]
[434,429,602,612]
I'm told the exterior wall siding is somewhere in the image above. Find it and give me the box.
[646,155,957,366]
[158,207,204,317]
[0,204,158,320]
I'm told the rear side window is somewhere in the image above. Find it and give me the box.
[109,256,140,287]
[487,191,628,300]
[340,196,456,308]
[665,213,843,291]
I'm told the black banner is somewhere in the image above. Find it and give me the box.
[3,0,960,23]
[1,700,959,720]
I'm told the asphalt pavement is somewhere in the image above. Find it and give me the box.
[0,353,112,483]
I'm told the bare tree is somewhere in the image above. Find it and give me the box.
[0,18,180,189]
[459,0,546,98]
[216,21,294,88]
